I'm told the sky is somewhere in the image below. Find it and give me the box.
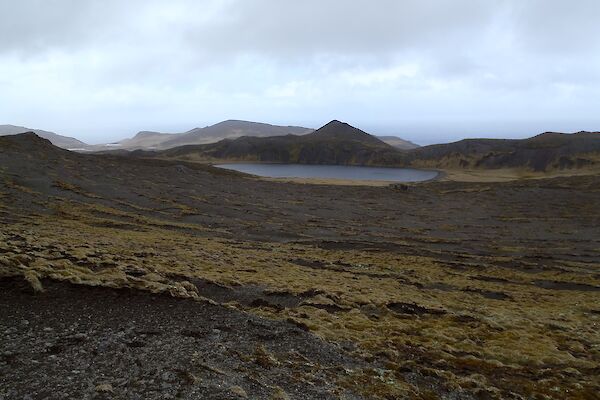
[0,0,599,145]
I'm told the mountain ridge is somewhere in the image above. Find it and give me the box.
[141,125,600,173]
[105,120,316,150]
[406,131,600,171]
[157,120,401,166]
[0,124,88,150]
[1,120,418,151]
[108,120,418,150]
[377,135,419,150]
[3,125,599,174]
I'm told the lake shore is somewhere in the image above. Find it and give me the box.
[214,162,440,185]
[214,160,600,185]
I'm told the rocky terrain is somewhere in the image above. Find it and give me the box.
[1,279,372,400]
[1,132,599,399]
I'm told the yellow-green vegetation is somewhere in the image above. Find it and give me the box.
[3,177,39,194]
[52,180,103,198]
[438,167,600,182]
[3,122,600,398]
[1,202,598,399]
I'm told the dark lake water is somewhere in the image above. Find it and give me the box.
[215,163,438,182]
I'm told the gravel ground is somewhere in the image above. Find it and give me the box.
[0,278,367,400]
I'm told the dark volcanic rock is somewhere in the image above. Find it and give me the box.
[0,278,365,400]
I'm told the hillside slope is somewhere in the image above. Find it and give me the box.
[146,125,600,173]
[409,131,600,171]
[1,131,599,399]
[109,120,315,150]
[0,124,88,150]
[159,120,403,165]
[377,135,419,150]
[160,120,314,149]
[112,130,176,149]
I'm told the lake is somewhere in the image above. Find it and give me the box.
[215,163,438,182]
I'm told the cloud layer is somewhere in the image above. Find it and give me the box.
[1,0,599,144]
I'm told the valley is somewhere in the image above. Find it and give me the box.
[1,132,599,399]
[3,2,599,399]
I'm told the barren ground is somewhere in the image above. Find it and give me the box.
[1,134,599,399]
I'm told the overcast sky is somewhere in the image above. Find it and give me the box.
[1,0,599,144]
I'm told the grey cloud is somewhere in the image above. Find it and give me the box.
[0,1,120,54]
[0,0,599,143]
[510,0,600,54]
[184,1,496,60]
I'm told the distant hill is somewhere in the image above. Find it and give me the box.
[0,125,89,150]
[148,127,600,173]
[377,136,419,150]
[407,131,600,171]
[0,131,61,152]
[160,120,314,149]
[2,120,418,152]
[157,120,402,165]
[111,131,176,150]
[4,123,598,174]
[109,120,315,150]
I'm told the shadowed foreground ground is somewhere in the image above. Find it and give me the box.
[0,278,374,400]
[1,134,599,399]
